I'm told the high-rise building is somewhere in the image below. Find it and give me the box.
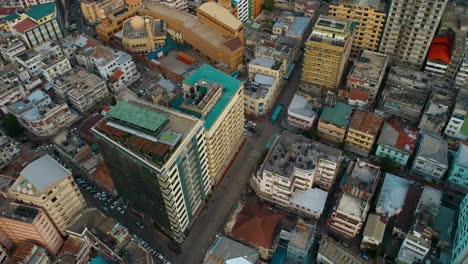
[8,155,86,236]
[0,202,64,256]
[329,0,386,58]
[379,0,448,69]
[92,100,211,242]
[174,64,245,186]
[447,145,468,189]
[303,16,354,89]
[452,194,468,264]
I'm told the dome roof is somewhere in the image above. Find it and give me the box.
[130,15,145,30]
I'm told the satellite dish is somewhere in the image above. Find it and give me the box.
[22,188,28,193]
[26,183,33,189]
[27,190,34,195]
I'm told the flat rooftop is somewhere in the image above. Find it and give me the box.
[338,0,386,11]
[288,93,316,118]
[418,133,448,165]
[308,15,355,47]
[289,221,315,252]
[348,50,387,83]
[0,200,40,224]
[376,173,410,217]
[154,49,200,77]
[320,102,353,128]
[388,66,430,87]
[245,73,276,99]
[67,207,116,236]
[52,66,104,93]
[263,131,341,178]
[179,64,242,130]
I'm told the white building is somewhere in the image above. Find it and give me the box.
[0,132,21,170]
[411,133,448,182]
[286,93,316,130]
[252,131,341,212]
[7,92,78,137]
[444,91,468,140]
[290,188,328,219]
[74,35,140,91]
[0,64,27,113]
[40,55,72,82]
[0,36,27,62]
[234,0,249,22]
[15,41,64,78]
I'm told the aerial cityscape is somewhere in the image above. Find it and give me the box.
[0,0,466,263]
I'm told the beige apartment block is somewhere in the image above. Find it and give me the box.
[303,16,354,89]
[122,16,166,55]
[8,155,86,236]
[379,0,447,69]
[80,0,125,25]
[344,110,383,156]
[329,0,386,58]
[0,202,64,256]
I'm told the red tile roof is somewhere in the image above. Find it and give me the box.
[13,18,37,33]
[111,69,124,80]
[223,37,243,52]
[349,88,370,102]
[428,36,452,64]
[0,7,17,16]
[231,203,284,248]
[349,110,383,136]
[390,122,419,154]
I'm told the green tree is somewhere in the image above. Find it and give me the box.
[263,0,275,11]
[3,113,23,138]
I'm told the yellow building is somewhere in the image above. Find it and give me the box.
[177,64,245,186]
[329,0,386,58]
[197,2,244,42]
[140,2,244,73]
[344,110,383,156]
[122,16,166,55]
[80,0,125,25]
[96,0,143,42]
[317,102,353,145]
[8,155,86,236]
[303,16,354,89]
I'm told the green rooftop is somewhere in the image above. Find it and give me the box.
[460,116,468,136]
[107,102,169,133]
[159,131,181,146]
[5,13,19,22]
[181,64,242,130]
[320,101,352,127]
[26,2,55,21]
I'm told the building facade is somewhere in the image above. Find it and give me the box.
[122,16,166,55]
[344,110,383,156]
[244,57,285,117]
[317,102,353,145]
[328,160,380,238]
[346,50,387,103]
[302,16,354,89]
[175,65,245,186]
[447,145,468,189]
[92,101,211,242]
[8,155,86,236]
[411,133,448,182]
[444,91,468,140]
[6,3,65,47]
[0,36,27,62]
[379,0,447,69]
[0,202,63,256]
[95,0,143,42]
[375,122,418,167]
[0,132,21,170]
[80,0,125,25]
[329,0,386,57]
[452,194,468,264]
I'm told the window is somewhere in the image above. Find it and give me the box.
[51,197,57,203]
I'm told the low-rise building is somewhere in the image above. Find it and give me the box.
[51,66,109,114]
[272,12,312,43]
[73,34,140,91]
[225,203,284,260]
[174,64,245,186]
[328,160,381,238]
[8,155,86,235]
[447,144,468,189]
[419,82,455,135]
[411,133,448,182]
[444,91,468,140]
[0,132,20,170]
[6,242,49,264]
[286,92,317,130]
[317,235,367,264]
[361,214,385,250]
[290,188,328,219]
[40,55,72,82]
[252,131,341,206]
[346,50,387,103]
[380,66,430,123]
[204,236,259,264]
[375,122,418,168]
[5,3,65,47]
[0,36,27,62]
[7,94,78,137]
[375,173,411,218]
[15,41,65,78]
[0,63,27,113]
[344,110,383,156]
[244,57,285,117]
[317,102,353,145]
[281,219,316,264]
[122,15,166,55]
[0,201,64,256]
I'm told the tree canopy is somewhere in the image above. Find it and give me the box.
[3,113,23,138]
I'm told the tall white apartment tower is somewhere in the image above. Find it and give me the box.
[379,0,447,69]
